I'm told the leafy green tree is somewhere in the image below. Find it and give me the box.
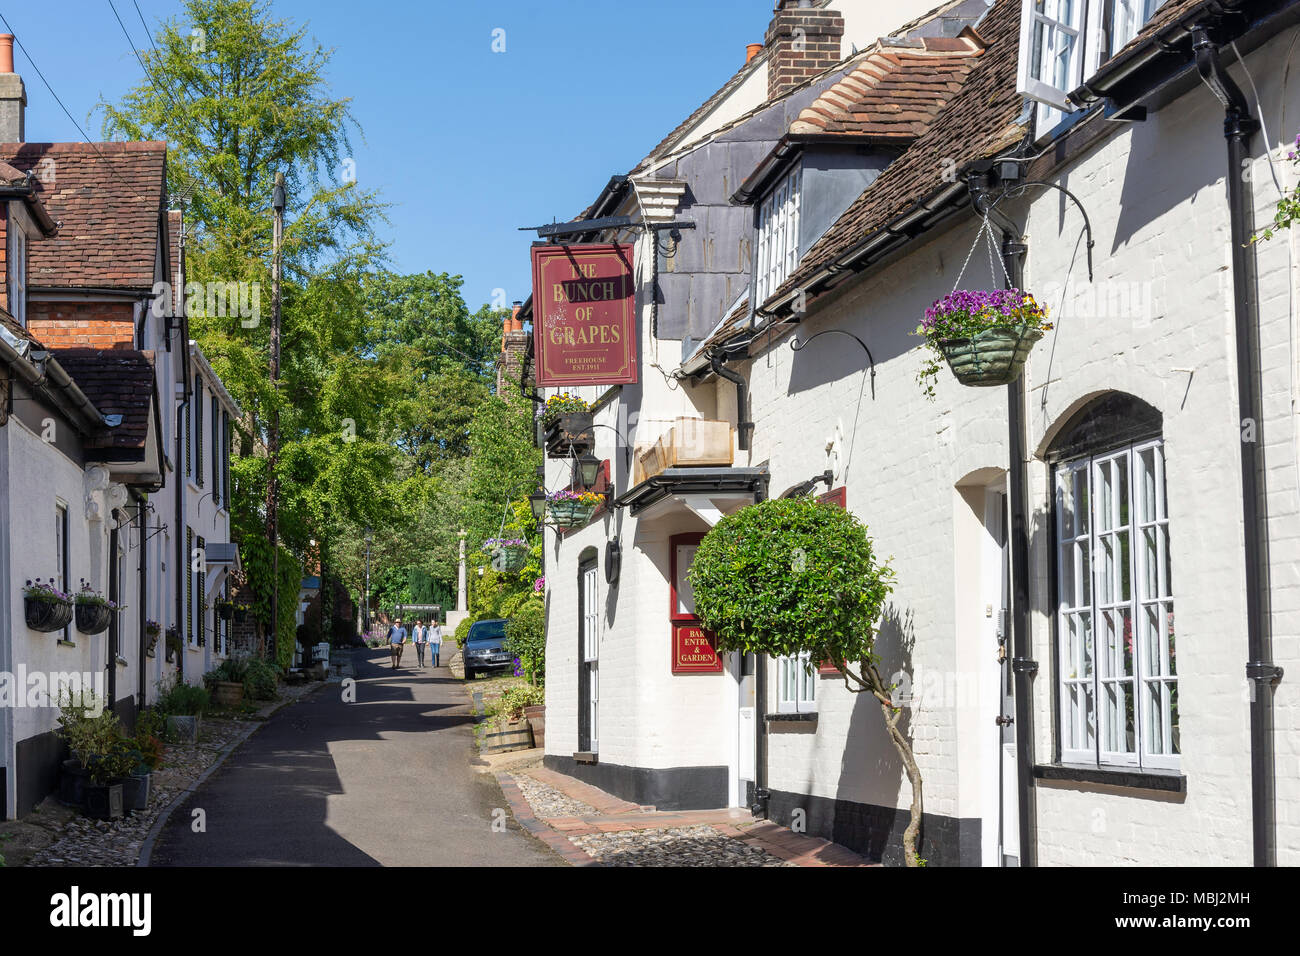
[688,498,928,866]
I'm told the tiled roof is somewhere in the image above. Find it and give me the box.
[789,34,984,140]
[0,142,166,291]
[53,348,156,453]
[0,160,27,184]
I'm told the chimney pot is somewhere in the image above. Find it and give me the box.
[0,34,25,142]
[0,35,13,74]
[746,43,763,64]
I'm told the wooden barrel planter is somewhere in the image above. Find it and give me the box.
[483,721,534,754]
[524,704,545,750]
[25,599,73,633]
[211,680,245,709]
[937,325,1043,387]
[74,602,113,635]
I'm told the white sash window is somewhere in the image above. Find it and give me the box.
[755,164,801,306]
[1055,438,1177,770]
[777,651,816,714]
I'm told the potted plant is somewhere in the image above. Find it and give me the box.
[84,739,132,821]
[23,579,73,632]
[203,658,249,709]
[74,581,117,635]
[165,625,181,662]
[538,393,593,457]
[155,679,209,744]
[215,598,236,621]
[915,289,1052,398]
[482,538,530,573]
[118,712,164,813]
[546,489,603,529]
[145,619,162,657]
[55,689,129,819]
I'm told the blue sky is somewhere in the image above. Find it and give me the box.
[3,0,772,312]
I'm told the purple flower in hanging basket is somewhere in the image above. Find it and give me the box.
[533,576,546,592]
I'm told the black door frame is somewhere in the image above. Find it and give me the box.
[577,553,597,753]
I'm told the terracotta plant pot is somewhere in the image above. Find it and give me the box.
[937,325,1044,387]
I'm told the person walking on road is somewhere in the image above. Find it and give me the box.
[388,618,408,668]
[428,618,443,668]
[412,619,428,667]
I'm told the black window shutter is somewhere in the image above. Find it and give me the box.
[186,526,193,644]
[211,396,220,506]
[197,534,207,646]
[195,381,204,488]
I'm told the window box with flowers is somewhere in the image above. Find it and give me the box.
[74,582,117,635]
[916,289,1052,398]
[546,489,603,529]
[23,579,74,632]
[539,394,593,457]
[483,538,531,573]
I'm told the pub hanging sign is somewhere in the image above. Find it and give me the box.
[531,243,638,387]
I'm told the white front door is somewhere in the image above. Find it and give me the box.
[979,489,1019,866]
[581,564,599,753]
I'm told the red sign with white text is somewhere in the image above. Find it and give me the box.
[531,243,637,387]
[672,623,724,674]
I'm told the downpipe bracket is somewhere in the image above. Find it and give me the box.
[1246,661,1284,685]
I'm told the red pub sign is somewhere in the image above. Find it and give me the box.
[531,243,637,387]
[672,623,724,674]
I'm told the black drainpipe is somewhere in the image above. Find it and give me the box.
[973,178,1038,867]
[175,396,188,685]
[709,349,753,451]
[136,495,148,711]
[752,478,769,818]
[1193,25,1282,867]
[107,524,119,714]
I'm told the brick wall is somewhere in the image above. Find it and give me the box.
[26,300,136,349]
[766,2,844,101]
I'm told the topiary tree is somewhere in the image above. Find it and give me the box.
[689,497,925,866]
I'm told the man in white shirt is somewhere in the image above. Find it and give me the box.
[428,619,443,668]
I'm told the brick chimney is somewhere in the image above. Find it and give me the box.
[0,35,25,142]
[765,1,844,101]
[497,301,530,400]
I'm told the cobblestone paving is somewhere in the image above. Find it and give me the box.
[511,772,597,818]
[570,824,795,867]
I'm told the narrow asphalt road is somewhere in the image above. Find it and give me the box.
[149,648,561,866]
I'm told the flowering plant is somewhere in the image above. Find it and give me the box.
[533,576,546,593]
[546,489,603,506]
[24,579,72,604]
[145,619,162,635]
[915,289,1051,398]
[482,538,528,551]
[537,392,589,425]
[74,581,118,609]
[1258,134,1300,242]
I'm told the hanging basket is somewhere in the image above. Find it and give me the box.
[75,602,114,635]
[543,412,594,458]
[25,598,73,633]
[489,544,531,573]
[146,628,161,658]
[936,324,1044,387]
[548,501,598,529]
[216,602,235,621]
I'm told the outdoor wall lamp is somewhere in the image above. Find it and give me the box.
[528,491,547,522]
[575,452,603,490]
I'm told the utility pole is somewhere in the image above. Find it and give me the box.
[266,171,285,661]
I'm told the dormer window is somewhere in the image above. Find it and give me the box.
[755,163,801,306]
[1017,0,1168,134]
[8,209,26,326]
